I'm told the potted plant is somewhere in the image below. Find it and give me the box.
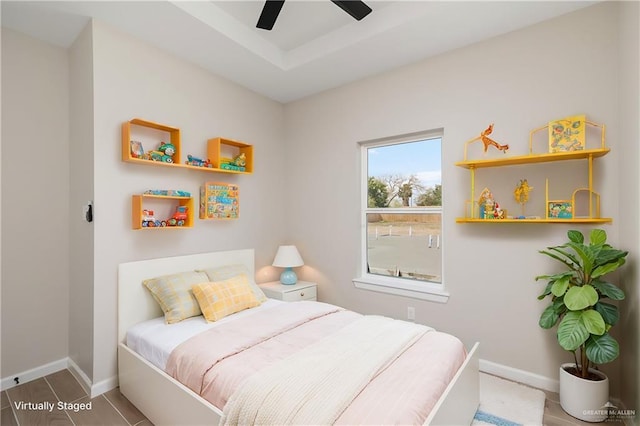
[535,229,628,422]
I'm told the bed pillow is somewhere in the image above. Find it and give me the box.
[192,274,261,322]
[199,264,267,303]
[143,271,209,324]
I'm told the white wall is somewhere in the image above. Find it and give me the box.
[616,0,640,412]
[89,21,287,386]
[1,28,70,376]
[284,2,627,396]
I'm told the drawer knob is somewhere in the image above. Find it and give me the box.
[300,292,304,297]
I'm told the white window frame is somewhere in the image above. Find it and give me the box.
[353,129,449,303]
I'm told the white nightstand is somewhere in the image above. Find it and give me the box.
[258,281,317,302]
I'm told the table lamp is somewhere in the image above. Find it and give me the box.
[272,245,304,285]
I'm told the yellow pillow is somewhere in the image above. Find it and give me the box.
[192,274,261,322]
[143,271,209,324]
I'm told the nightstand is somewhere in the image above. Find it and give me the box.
[258,281,317,302]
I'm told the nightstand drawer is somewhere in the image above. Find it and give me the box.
[281,286,317,302]
[259,281,318,302]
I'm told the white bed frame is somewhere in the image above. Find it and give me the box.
[117,249,480,425]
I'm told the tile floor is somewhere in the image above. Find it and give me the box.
[1,369,151,426]
[0,369,631,425]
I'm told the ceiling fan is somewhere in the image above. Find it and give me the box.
[256,0,373,31]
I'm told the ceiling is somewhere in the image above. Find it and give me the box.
[1,1,597,103]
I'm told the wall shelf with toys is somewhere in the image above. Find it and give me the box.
[132,190,194,230]
[455,117,612,224]
[207,138,253,174]
[122,118,253,174]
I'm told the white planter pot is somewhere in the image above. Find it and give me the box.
[559,363,610,422]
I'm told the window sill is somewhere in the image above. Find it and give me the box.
[352,275,449,303]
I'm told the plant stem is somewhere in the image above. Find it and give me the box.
[580,346,589,378]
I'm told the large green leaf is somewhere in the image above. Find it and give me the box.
[539,248,579,270]
[594,302,620,326]
[568,230,584,244]
[592,280,625,300]
[539,305,559,329]
[537,281,553,300]
[586,333,619,364]
[551,276,570,297]
[589,229,607,246]
[564,285,598,310]
[536,271,573,282]
[581,309,605,335]
[552,295,567,313]
[594,249,628,268]
[592,260,625,278]
[566,242,595,273]
[557,311,589,351]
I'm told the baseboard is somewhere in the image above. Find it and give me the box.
[67,357,92,396]
[91,375,118,398]
[480,358,559,393]
[1,357,117,398]
[0,358,68,391]
[67,358,118,397]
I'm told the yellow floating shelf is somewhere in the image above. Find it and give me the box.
[455,148,610,169]
[456,218,612,224]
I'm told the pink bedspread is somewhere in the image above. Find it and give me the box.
[165,301,466,425]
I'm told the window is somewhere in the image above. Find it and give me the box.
[354,130,448,302]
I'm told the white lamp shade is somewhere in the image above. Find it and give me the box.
[272,245,304,268]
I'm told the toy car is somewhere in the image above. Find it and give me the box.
[186,154,212,168]
[141,209,161,227]
[167,206,188,226]
[149,142,176,163]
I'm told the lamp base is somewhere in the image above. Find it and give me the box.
[280,268,298,285]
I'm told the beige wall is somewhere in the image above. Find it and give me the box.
[68,23,95,380]
[284,2,632,399]
[1,28,70,376]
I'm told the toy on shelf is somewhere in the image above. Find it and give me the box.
[143,189,191,197]
[185,154,212,168]
[477,188,506,219]
[166,205,188,226]
[463,123,510,159]
[147,142,176,163]
[141,210,162,227]
[220,153,247,172]
[513,179,534,218]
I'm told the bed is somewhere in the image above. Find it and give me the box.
[118,249,480,425]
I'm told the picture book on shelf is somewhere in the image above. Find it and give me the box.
[548,114,586,153]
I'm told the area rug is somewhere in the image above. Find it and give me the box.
[472,373,546,426]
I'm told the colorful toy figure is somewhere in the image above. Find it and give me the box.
[479,124,509,154]
[232,153,246,167]
[141,210,161,227]
[149,142,176,163]
[514,179,534,218]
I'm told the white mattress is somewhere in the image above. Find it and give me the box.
[126,299,285,370]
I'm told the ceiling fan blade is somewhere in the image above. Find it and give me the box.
[257,0,285,30]
[330,0,372,21]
